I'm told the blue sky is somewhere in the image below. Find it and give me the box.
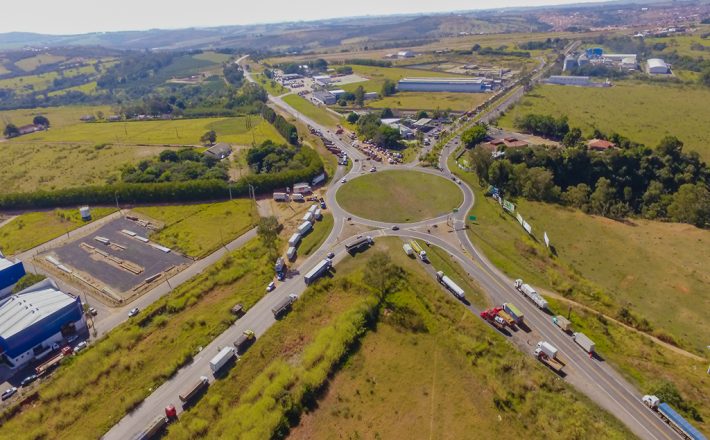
[6,0,603,34]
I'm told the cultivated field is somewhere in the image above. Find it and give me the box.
[0,208,116,256]
[368,90,492,111]
[15,54,67,72]
[497,81,710,159]
[15,116,285,146]
[0,142,167,193]
[131,200,257,258]
[336,170,462,223]
[282,94,341,127]
[0,105,112,129]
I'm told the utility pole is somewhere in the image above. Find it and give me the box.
[114,192,121,216]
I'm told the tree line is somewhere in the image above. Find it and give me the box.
[468,134,710,227]
[260,105,298,145]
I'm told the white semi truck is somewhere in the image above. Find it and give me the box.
[209,347,236,373]
[514,279,548,310]
[436,271,465,300]
[573,332,596,354]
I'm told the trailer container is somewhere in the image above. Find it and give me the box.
[302,212,314,223]
[291,193,304,202]
[409,240,428,261]
[133,415,168,440]
[573,332,595,354]
[308,204,318,214]
[273,192,288,202]
[496,310,515,326]
[314,208,323,220]
[643,395,706,440]
[275,257,285,273]
[179,376,209,404]
[402,243,414,257]
[286,246,297,261]
[304,259,332,284]
[288,233,301,247]
[209,347,236,373]
[345,236,373,253]
[514,279,548,309]
[297,221,312,235]
[553,315,572,332]
[503,303,523,323]
[436,271,465,299]
[272,294,298,317]
[536,341,558,359]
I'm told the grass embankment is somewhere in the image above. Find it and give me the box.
[497,81,710,160]
[450,157,710,430]
[0,208,116,255]
[424,242,488,309]
[132,200,257,258]
[0,238,274,439]
[254,73,288,96]
[298,213,334,256]
[368,91,492,112]
[336,170,462,223]
[282,94,341,128]
[169,237,631,439]
[16,115,285,146]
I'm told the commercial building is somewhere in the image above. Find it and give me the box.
[621,57,637,70]
[397,77,486,93]
[313,75,332,86]
[0,279,85,369]
[293,182,312,194]
[587,139,616,151]
[0,256,25,299]
[545,76,593,86]
[647,58,670,74]
[602,54,637,63]
[563,56,578,72]
[312,91,336,105]
[330,89,347,98]
[397,50,415,58]
[204,143,232,160]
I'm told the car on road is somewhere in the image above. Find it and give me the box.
[277,271,285,281]
[391,225,399,231]
[266,281,276,292]
[320,201,327,209]
[20,375,37,387]
[1,387,17,401]
[327,252,335,259]
[73,341,88,354]
[128,307,140,317]
[341,178,347,183]
[88,307,97,316]
[369,167,377,172]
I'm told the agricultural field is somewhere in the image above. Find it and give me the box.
[0,105,111,129]
[0,142,169,194]
[0,208,116,256]
[15,54,67,72]
[0,70,62,94]
[131,200,257,258]
[450,160,709,429]
[192,51,233,64]
[0,238,274,440]
[297,213,334,256]
[253,73,288,96]
[644,27,710,57]
[336,170,463,223]
[168,237,631,439]
[15,115,285,146]
[497,81,710,160]
[282,94,341,127]
[368,90,492,111]
[48,81,98,96]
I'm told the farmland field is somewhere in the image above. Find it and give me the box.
[497,81,710,160]
[254,73,288,96]
[0,208,116,256]
[368,90,492,111]
[0,105,112,129]
[192,51,233,64]
[131,200,257,258]
[336,170,463,222]
[14,115,285,146]
[282,94,340,127]
[48,81,98,96]
[15,54,67,72]
[0,142,170,194]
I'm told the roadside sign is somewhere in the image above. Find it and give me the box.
[469,215,477,221]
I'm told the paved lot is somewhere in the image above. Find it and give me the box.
[49,217,190,293]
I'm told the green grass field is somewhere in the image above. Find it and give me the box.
[497,81,710,160]
[47,81,98,96]
[15,115,284,146]
[368,90,492,111]
[0,208,116,256]
[15,54,67,72]
[254,73,288,96]
[192,51,232,64]
[0,142,170,194]
[336,170,463,222]
[298,213,334,256]
[282,94,341,127]
[132,200,257,258]
[0,105,111,130]
[0,238,273,439]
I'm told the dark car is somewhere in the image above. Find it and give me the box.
[391,225,399,231]
[1,387,17,401]
[20,375,37,387]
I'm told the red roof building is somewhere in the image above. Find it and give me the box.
[587,139,616,151]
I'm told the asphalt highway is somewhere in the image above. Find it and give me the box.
[104,56,681,440]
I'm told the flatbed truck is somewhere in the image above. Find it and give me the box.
[345,236,373,253]
[272,294,298,317]
[35,346,72,376]
[535,341,564,373]
[179,376,209,405]
[409,240,428,262]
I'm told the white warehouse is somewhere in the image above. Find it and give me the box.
[647,58,670,74]
[397,77,487,93]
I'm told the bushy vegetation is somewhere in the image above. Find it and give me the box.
[246,140,312,174]
[469,135,710,226]
[11,273,46,293]
[472,44,530,58]
[517,37,568,50]
[343,59,392,67]
[260,105,298,145]
[121,148,228,183]
[514,113,569,140]
[355,113,401,148]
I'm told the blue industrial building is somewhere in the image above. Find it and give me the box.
[0,256,26,299]
[397,77,488,93]
[0,279,85,369]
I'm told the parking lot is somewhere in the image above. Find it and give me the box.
[42,217,191,298]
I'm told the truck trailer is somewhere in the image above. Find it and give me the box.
[503,303,524,324]
[345,236,373,253]
[402,243,414,257]
[209,347,236,373]
[514,279,548,309]
[436,271,465,300]
[553,315,572,332]
[535,341,564,373]
[643,395,707,440]
[297,221,313,235]
[288,233,301,247]
[133,415,169,440]
[272,294,298,317]
[179,376,209,405]
[304,259,332,284]
[573,332,596,354]
[409,240,428,261]
[234,330,256,354]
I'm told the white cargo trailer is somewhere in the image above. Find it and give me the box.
[436,271,465,299]
[209,347,236,373]
[297,221,312,235]
[288,233,301,247]
[573,332,596,353]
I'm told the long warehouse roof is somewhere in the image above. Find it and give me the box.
[399,77,484,84]
[0,280,76,339]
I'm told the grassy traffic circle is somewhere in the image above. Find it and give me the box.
[336,170,463,223]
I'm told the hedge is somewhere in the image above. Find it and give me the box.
[0,147,323,210]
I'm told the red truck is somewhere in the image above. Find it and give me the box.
[35,346,72,376]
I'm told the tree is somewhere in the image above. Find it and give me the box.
[520,167,559,201]
[380,107,394,118]
[469,146,493,185]
[381,79,396,97]
[415,110,429,120]
[200,130,217,146]
[667,183,710,227]
[363,251,403,297]
[96,110,104,120]
[562,127,582,147]
[159,150,179,162]
[461,125,488,148]
[354,85,365,107]
[346,112,360,124]
[3,123,19,138]
[33,115,50,127]
[374,125,402,149]
[699,67,710,88]
[590,177,616,216]
[257,216,281,253]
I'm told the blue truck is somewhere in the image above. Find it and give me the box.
[642,395,707,440]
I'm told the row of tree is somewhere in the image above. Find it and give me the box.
[260,105,298,145]
[468,136,709,227]
[120,148,228,183]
